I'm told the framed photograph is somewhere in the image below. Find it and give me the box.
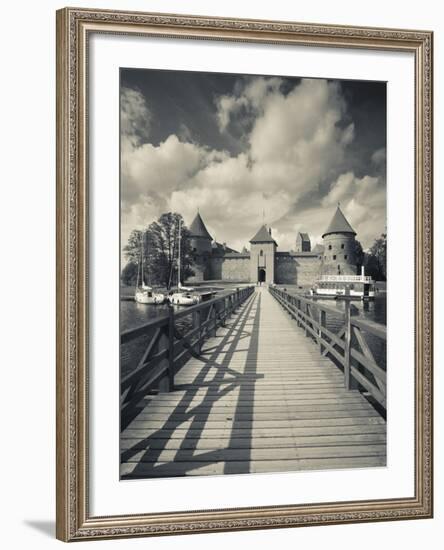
[56,7,433,541]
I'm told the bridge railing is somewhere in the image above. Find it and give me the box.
[120,286,255,425]
[269,286,386,410]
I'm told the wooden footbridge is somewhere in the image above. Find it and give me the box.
[120,286,386,478]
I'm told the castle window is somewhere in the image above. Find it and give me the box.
[328,245,332,250]
[333,255,337,260]
[193,247,197,252]
[341,244,345,249]
[260,249,263,256]
[344,255,348,260]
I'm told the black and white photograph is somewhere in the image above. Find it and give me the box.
[1,0,439,545]
[119,68,387,480]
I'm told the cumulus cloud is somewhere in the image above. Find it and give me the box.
[121,76,386,259]
[120,87,151,149]
[121,134,221,248]
[215,77,283,132]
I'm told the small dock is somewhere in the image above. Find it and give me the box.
[121,287,386,478]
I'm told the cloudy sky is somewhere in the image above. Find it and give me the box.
[121,68,386,256]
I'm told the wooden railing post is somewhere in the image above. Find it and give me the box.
[344,287,352,389]
[319,309,326,354]
[193,308,202,355]
[214,303,218,333]
[221,297,227,326]
[158,306,174,393]
[167,305,175,390]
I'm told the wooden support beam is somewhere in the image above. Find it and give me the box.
[167,306,175,391]
[319,309,326,354]
[343,291,352,390]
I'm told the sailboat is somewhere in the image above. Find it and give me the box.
[168,219,201,306]
[134,232,165,305]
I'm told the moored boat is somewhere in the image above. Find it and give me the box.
[168,219,201,306]
[168,291,201,306]
[135,285,165,304]
[134,233,165,304]
[310,268,376,300]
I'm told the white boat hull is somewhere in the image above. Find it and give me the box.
[311,273,376,300]
[135,290,165,304]
[313,288,375,299]
[168,292,201,306]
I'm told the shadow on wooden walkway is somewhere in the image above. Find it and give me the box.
[121,287,386,478]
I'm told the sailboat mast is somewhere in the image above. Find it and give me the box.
[136,250,140,289]
[177,218,181,288]
[141,230,144,286]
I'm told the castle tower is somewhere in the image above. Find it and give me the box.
[249,225,277,284]
[296,232,311,252]
[321,206,357,276]
[188,212,213,281]
[189,212,213,254]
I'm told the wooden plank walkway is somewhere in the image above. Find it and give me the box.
[121,287,386,478]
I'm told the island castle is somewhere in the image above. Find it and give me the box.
[186,206,358,287]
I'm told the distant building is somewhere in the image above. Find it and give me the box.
[296,232,311,252]
[249,225,277,285]
[186,205,358,286]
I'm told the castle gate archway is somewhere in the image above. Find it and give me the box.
[258,268,266,283]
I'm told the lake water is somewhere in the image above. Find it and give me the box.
[120,284,237,332]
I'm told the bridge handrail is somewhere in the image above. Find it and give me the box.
[120,286,255,425]
[269,286,386,410]
[285,292,345,317]
[121,289,249,343]
[351,317,387,341]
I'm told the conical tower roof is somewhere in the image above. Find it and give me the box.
[189,212,212,240]
[322,206,356,238]
[250,224,277,244]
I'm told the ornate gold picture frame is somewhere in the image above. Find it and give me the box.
[56,7,433,541]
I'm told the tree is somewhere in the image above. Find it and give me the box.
[123,229,143,265]
[121,212,195,289]
[353,239,365,273]
[120,261,138,286]
[148,212,195,288]
[121,229,143,287]
[365,233,387,281]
